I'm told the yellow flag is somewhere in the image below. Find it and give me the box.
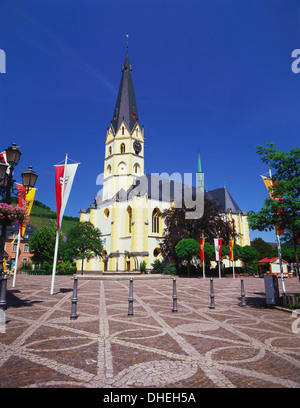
[261,176,284,235]
[261,176,274,199]
[21,188,36,237]
[229,240,234,261]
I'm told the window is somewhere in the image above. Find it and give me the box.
[153,248,161,258]
[127,206,132,234]
[133,163,141,174]
[120,143,125,153]
[122,126,125,135]
[106,164,111,175]
[108,146,112,156]
[13,243,18,253]
[24,244,29,253]
[22,258,28,266]
[104,208,110,219]
[152,208,161,234]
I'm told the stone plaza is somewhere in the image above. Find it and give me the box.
[0,275,300,388]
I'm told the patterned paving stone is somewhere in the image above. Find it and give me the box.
[0,275,300,388]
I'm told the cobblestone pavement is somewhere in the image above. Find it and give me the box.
[1,275,300,389]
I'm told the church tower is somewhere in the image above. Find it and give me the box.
[102,50,145,201]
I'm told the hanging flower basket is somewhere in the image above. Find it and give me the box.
[0,203,29,226]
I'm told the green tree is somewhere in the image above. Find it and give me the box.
[248,143,300,273]
[251,238,273,259]
[271,245,300,264]
[203,242,215,264]
[66,221,103,274]
[161,197,236,264]
[238,245,259,274]
[175,238,199,277]
[29,226,60,267]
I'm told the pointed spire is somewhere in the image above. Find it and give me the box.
[197,149,203,173]
[111,49,139,134]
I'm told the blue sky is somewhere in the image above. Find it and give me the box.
[0,0,299,244]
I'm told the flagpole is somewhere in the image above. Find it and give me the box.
[50,229,60,295]
[12,228,21,288]
[276,233,286,295]
[50,153,68,295]
[269,167,286,295]
[218,261,221,279]
[231,241,235,279]
[200,237,205,279]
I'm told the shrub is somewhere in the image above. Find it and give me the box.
[140,260,147,273]
[20,262,33,271]
[163,263,177,275]
[56,261,77,275]
[151,259,164,274]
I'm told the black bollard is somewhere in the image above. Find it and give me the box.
[209,277,215,309]
[128,277,134,316]
[172,277,178,313]
[0,275,8,311]
[241,278,246,307]
[70,276,79,320]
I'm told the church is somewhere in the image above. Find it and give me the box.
[78,49,250,273]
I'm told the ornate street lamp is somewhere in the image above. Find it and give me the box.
[0,143,38,316]
[5,143,21,166]
[21,166,38,190]
[0,144,37,202]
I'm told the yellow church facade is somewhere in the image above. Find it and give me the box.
[78,50,250,273]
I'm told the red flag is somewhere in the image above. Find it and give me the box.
[200,237,205,261]
[0,151,7,165]
[16,183,26,231]
[16,183,26,208]
[55,165,65,230]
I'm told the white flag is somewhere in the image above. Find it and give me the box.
[59,163,78,229]
[214,238,223,262]
[55,163,78,231]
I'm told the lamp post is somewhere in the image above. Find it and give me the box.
[0,143,38,310]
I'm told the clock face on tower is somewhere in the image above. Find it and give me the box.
[133,140,141,154]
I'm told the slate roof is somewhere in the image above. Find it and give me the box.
[111,51,139,134]
[208,187,241,214]
[0,223,37,241]
[112,174,198,203]
[97,174,243,214]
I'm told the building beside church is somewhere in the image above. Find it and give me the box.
[79,50,250,273]
[2,223,36,270]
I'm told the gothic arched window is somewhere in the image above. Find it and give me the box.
[152,208,161,234]
[121,143,125,154]
[133,163,141,174]
[127,206,132,234]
